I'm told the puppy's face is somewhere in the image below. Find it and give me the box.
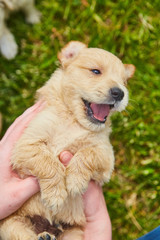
[58,41,135,131]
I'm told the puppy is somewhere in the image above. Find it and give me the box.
[0,0,41,59]
[0,41,135,240]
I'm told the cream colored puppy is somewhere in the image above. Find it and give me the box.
[0,0,41,59]
[0,41,135,240]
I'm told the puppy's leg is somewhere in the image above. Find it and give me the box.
[0,216,37,240]
[55,194,85,226]
[12,141,67,214]
[22,0,41,24]
[0,6,18,59]
[66,145,114,196]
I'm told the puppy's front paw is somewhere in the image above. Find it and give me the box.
[26,10,41,24]
[66,174,88,196]
[38,232,56,240]
[0,33,18,60]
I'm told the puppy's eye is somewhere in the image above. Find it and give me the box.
[91,69,101,75]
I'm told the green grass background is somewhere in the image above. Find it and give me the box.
[0,0,160,239]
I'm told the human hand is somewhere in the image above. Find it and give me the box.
[0,101,45,220]
[60,151,112,240]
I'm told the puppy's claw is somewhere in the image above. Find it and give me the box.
[38,232,56,240]
[46,234,51,240]
[38,237,44,240]
[46,234,56,240]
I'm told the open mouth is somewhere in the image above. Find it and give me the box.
[83,99,114,124]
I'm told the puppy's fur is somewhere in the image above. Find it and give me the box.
[0,0,41,59]
[0,41,135,240]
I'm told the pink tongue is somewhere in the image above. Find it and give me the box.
[90,103,110,121]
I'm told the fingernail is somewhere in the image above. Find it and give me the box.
[59,151,72,166]
[60,151,68,162]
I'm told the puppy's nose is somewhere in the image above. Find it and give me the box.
[110,87,124,101]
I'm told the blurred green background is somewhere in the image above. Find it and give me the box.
[0,0,160,239]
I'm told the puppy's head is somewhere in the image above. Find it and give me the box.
[58,41,135,131]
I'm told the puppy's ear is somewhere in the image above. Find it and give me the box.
[124,64,136,81]
[58,41,87,68]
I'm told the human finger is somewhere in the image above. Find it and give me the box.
[83,181,112,240]
[59,151,73,167]
[83,181,105,218]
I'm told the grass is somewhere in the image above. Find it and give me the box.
[0,0,160,239]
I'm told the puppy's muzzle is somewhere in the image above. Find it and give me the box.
[83,87,124,124]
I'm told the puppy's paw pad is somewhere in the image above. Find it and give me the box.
[38,232,56,240]
[26,10,41,24]
[0,33,18,60]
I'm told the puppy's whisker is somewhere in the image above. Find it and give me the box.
[123,109,132,119]
[129,99,139,106]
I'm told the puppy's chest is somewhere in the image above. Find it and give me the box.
[50,121,91,155]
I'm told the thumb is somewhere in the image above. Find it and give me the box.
[59,151,73,167]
